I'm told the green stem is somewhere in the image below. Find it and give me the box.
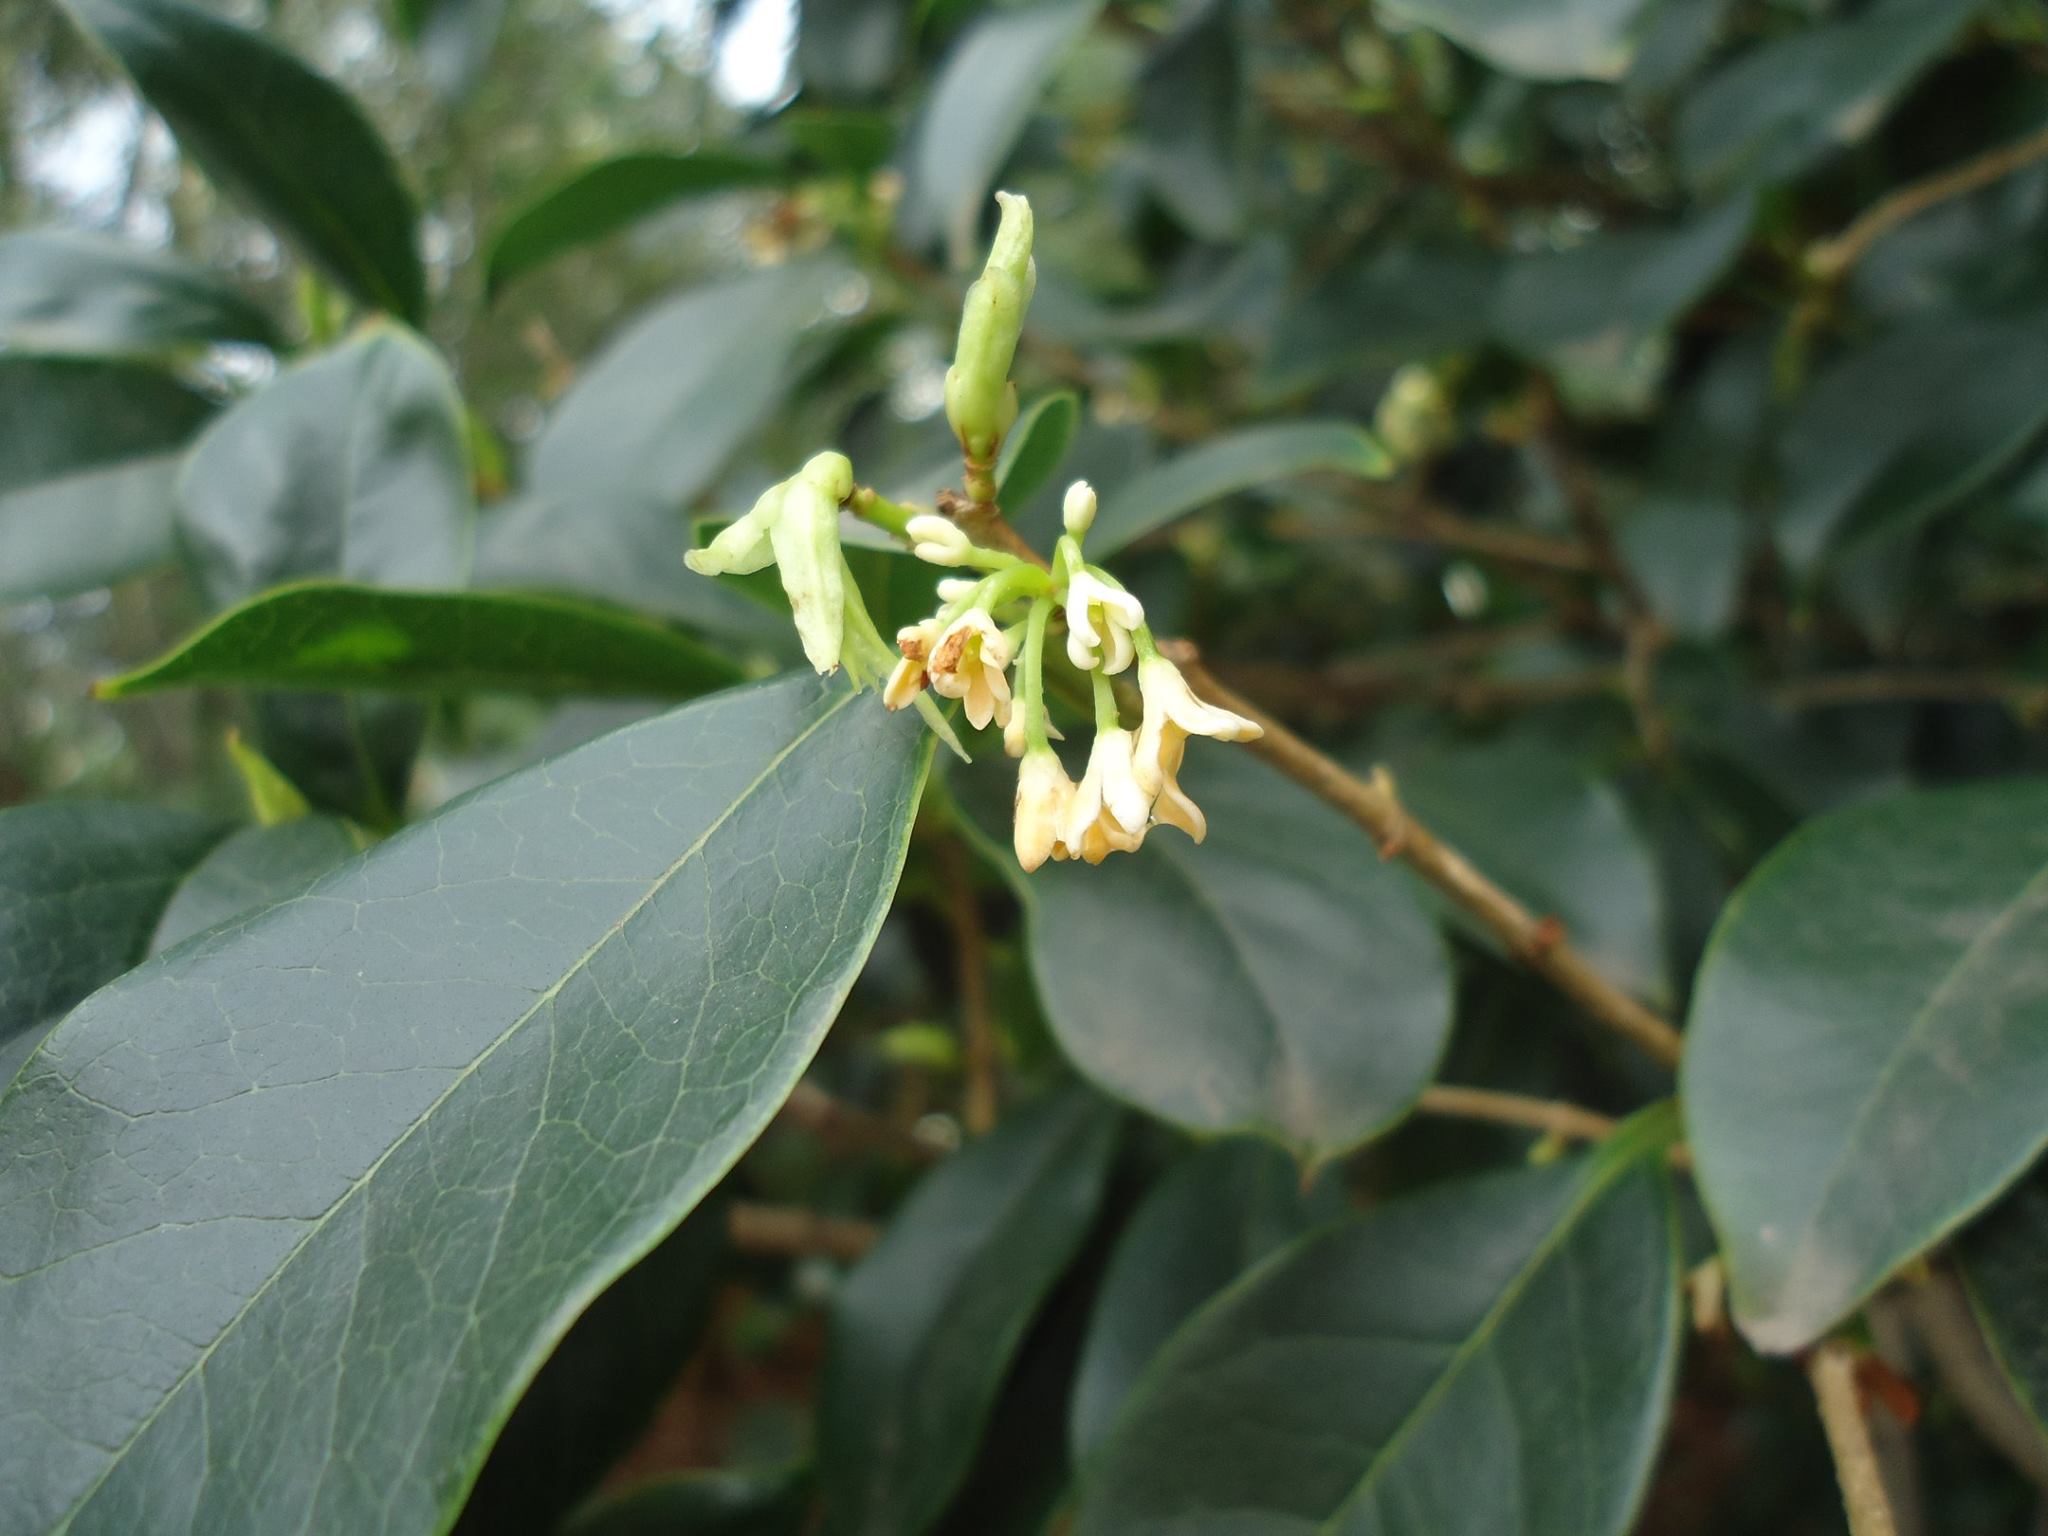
[1022,597,1053,753]
[848,486,921,538]
[1090,666,1120,733]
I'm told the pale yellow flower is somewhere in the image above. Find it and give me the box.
[1063,571,1144,675]
[927,609,1013,730]
[1131,656,1262,842]
[883,619,942,711]
[1014,747,1075,872]
[1062,728,1149,865]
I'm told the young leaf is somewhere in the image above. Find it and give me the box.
[1090,421,1392,557]
[99,582,741,701]
[1385,737,1670,1007]
[896,0,1103,263]
[0,229,281,358]
[1069,1137,1339,1460]
[57,0,425,321]
[996,748,1452,1163]
[485,152,796,299]
[1684,779,2048,1353]
[1378,0,1661,81]
[1676,0,1984,194]
[817,1087,1120,1536]
[476,265,831,638]
[1073,1112,1682,1535]
[994,390,1080,512]
[0,802,230,1084]
[0,674,930,1536]
[147,816,364,955]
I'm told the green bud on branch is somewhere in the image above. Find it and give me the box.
[944,192,1036,479]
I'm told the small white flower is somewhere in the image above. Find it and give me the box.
[1062,480,1097,539]
[1137,722,1207,842]
[1063,728,1150,864]
[883,618,942,711]
[1064,570,1143,675]
[1014,747,1075,872]
[1130,656,1263,842]
[927,609,1013,730]
[906,514,976,567]
[935,577,981,604]
[1003,702,1063,757]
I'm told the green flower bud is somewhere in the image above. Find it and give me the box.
[684,481,784,577]
[768,452,853,674]
[944,192,1036,464]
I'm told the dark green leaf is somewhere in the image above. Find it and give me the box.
[0,229,280,358]
[147,816,364,955]
[458,1202,731,1535]
[1960,1177,2048,1466]
[1616,338,1769,640]
[1379,0,1661,80]
[1069,1137,1338,1460]
[782,109,898,176]
[1073,1112,1682,1536]
[1009,748,1451,1161]
[0,802,229,1084]
[563,1466,811,1536]
[177,324,471,606]
[1676,0,1985,194]
[485,153,796,299]
[1775,308,2048,575]
[0,673,931,1534]
[476,266,830,639]
[818,1088,1120,1536]
[58,0,425,320]
[994,390,1080,512]
[0,454,186,604]
[99,582,742,700]
[1091,420,1392,557]
[1492,197,1752,357]
[897,0,1104,262]
[1261,243,1500,397]
[0,355,214,600]
[1386,736,1669,1006]
[1133,0,1247,241]
[1684,779,2048,1352]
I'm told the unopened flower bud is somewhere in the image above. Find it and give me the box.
[906,514,976,567]
[1014,746,1075,873]
[1062,480,1097,539]
[943,192,1036,463]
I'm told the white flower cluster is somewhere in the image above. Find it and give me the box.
[884,482,1262,871]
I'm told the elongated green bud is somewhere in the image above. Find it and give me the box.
[944,192,1036,465]
[768,452,853,673]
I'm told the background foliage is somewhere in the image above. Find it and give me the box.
[8,0,2048,1531]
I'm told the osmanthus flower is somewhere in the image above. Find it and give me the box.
[884,617,942,710]
[1130,650,1264,844]
[1014,745,1075,871]
[927,609,1013,730]
[1062,726,1149,864]
[1063,570,1143,674]
[686,450,852,674]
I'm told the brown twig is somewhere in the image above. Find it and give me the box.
[1415,1084,1618,1143]
[775,1081,945,1164]
[727,1202,880,1262]
[1809,1338,1904,1536]
[1774,671,2048,719]
[937,837,1000,1136]
[936,488,1048,569]
[1265,499,1600,576]
[1808,119,2048,283]
[1159,640,1686,1069]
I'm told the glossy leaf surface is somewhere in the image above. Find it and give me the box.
[101,582,740,700]
[1685,780,2048,1351]
[0,674,930,1535]
[818,1088,1119,1536]
[1074,1115,1682,1535]
[59,0,425,319]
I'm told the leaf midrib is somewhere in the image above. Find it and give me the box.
[1770,856,2048,1314]
[52,682,856,1529]
[1318,1152,1641,1531]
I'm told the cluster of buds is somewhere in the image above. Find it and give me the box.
[885,481,1261,870]
[683,189,1262,870]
